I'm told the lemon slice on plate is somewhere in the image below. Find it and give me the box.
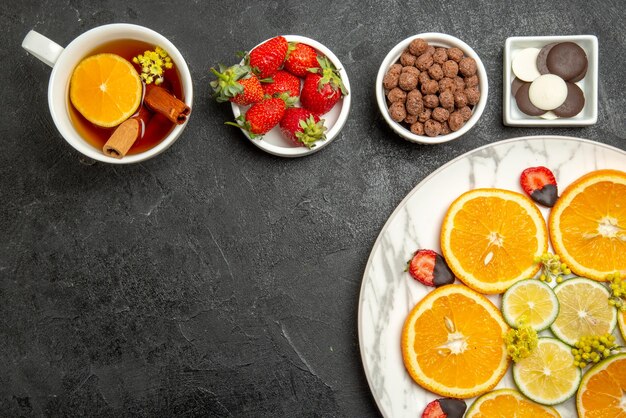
[513,337,581,405]
[550,277,616,346]
[501,279,559,331]
[466,388,561,417]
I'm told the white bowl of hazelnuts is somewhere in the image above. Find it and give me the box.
[376,33,488,144]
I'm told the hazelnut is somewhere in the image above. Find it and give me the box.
[402,66,420,76]
[453,76,466,93]
[459,106,473,121]
[438,77,456,93]
[388,63,403,75]
[441,121,451,135]
[454,91,468,108]
[418,71,431,85]
[464,74,479,88]
[404,113,418,125]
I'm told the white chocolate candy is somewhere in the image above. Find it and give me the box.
[529,74,567,110]
[540,111,559,120]
[512,48,541,82]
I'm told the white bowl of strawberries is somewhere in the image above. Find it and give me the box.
[211,35,351,157]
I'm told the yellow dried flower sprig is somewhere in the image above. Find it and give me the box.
[133,46,173,85]
[504,318,538,363]
[534,252,571,284]
[608,272,626,311]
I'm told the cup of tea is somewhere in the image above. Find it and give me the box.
[22,23,193,164]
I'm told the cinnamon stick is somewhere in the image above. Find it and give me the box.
[103,106,152,159]
[144,85,190,124]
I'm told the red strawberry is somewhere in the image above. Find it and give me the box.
[422,398,466,418]
[284,42,320,78]
[520,166,558,207]
[407,249,454,287]
[279,107,327,148]
[300,56,348,115]
[262,70,301,98]
[226,96,288,138]
[210,64,264,106]
[248,36,288,79]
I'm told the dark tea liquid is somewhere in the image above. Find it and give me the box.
[67,39,185,155]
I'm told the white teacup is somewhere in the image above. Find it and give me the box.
[22,23,193,164]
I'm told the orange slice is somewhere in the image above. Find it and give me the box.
[576,353,626,417]
[440,188,548,294]
[70,53,142,127]
[401,284,510,398]
[466,389,561,417]
[549,169,626,281]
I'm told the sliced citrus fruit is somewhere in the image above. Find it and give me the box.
[440,188,548,294]
[70,53,142,127]
[401,284,509,398]
[501,279,559,331]
[577,353,626,417]
[549,169,626,281]
[466,388,561,417]
[550,277,616,346]
[619,311,626,341]
[513,337,581,405]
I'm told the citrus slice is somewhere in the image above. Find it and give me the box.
[550,277,617,346]
[619,311,626,341]
[513,337,581,405]
[466,388,561,417]
[70,53,142,127]
[401,284,509,398]
[549,169,626,281]
[576,353,626,417]
[440,188,548,294]
[501,279,559,331]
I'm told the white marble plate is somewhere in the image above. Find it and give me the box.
[358,136,626,417]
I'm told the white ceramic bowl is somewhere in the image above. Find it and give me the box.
[376,33,488,145]
[503,35,598,127]
[231,35,351,158]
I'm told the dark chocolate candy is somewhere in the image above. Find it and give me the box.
[433,253,455,287]
[536,42,557,75]
[515,83,545,116]
[553,82,585,118]
[569,60,588,83]
[546,42,587,81]
[438,398,467,418]
[511,77,525,96]
[530,184,558,207]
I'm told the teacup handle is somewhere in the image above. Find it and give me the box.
[22,30,64,68]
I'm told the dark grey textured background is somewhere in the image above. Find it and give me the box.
[1,0,624,416]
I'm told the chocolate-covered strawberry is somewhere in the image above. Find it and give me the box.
[407,249,454,287]
[279,107,327,148]
[210,64,264,106]
[262,70,301,98]
[300,56,348,115]
[226,94,291,138]
[422,398,466,418]
[284,42,320,78]
[520,166,558,207]
[248,35,289,79]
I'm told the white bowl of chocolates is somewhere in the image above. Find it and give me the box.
[376,33,488,144]
[503,35,598,127]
